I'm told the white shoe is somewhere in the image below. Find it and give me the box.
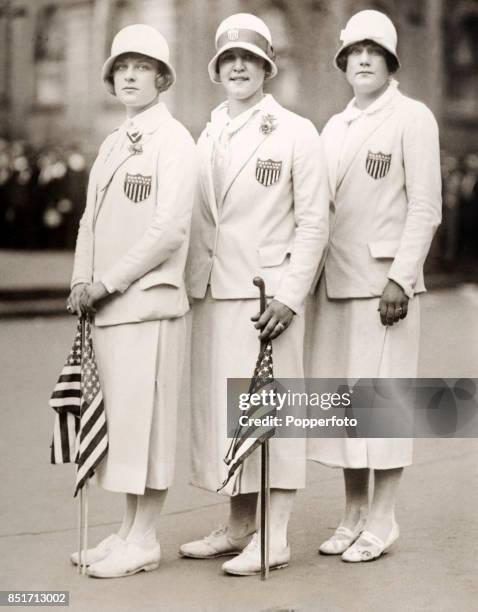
[86,539,160,578]
[341,521,399,563]
[222,533,290,576]
[179,525,253,559]
[319,515,366,555]
[70,533,122,567]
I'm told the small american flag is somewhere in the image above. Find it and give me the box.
[219,341,276,491]
[50,319,108,496]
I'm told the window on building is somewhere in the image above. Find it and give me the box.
[34,4,65,106]
[106,0,137,55]
[444,0,478,119]
[0,5,8,105]
[258,5,298,109]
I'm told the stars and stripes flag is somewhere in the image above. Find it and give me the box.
[218,341,277,491]
[50,318,108,496]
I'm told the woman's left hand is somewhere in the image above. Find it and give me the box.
[378,280,409,326]
[251,299,294,341]
[79,281,109,315]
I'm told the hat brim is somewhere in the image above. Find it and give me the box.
[333,39,400,71]
[101,54,177,96]
[208,41,277,83]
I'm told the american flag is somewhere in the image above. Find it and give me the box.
[219,341,276,491]
[50,319,108,496]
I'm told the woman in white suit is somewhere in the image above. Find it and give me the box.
[307,10,441,562]
[181,13,329,575]
[66,25,197,578]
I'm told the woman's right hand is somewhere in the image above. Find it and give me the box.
[67,283,88,317]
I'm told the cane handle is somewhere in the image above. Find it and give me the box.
[253,277,266,315]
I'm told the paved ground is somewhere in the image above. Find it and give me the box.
[1,272,478,610]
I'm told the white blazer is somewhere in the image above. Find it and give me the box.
[71,103,198,326]
[321,84,442,299]
[186,95,329,314]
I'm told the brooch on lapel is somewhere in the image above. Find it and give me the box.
[259,114,278,135]
[365,150,392,179]
[256,158,282,186]
[124,173,152,203]
[126,129,143,155]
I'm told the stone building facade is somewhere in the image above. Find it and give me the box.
[0,0,476,159]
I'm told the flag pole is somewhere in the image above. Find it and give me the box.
[82,480,89,575]
[78,486,83,574]
[79,317,88,576]
[253,277,270,580]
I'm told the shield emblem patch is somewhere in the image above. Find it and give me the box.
[366,151,392,179]
[255,159,282,187]
[124,173,152,203]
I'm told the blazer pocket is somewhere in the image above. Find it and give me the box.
[139,269,181,290]
[367,240,400,259]
[258,243,291,267]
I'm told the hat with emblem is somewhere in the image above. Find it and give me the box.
[208,13,278,83]
[102,24,176,95]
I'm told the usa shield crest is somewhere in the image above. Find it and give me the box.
[124,173,152,203]
[366,151,392,179]
[255,159,282,187]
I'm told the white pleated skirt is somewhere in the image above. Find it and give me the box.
[92,317,186,494]
[305,280,419,469]
[190,293,307,496]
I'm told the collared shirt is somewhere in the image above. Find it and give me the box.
[102,102,169,169]
[210,94,273,205]
[119,101,168,135]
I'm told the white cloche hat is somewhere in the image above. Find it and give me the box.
[102,24,176,95]
[334,10,400,71]
[208,13,278,83]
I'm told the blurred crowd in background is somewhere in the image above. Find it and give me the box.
[437,151,478,270]
[0,135,478,272]
[0,137,87,250]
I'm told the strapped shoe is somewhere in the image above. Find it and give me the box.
[86,539,160,578]
[179,525,253,559]
[341,521,399,563]
[221,533,290,576]
[70,533,123,567]
[319,514,366,555]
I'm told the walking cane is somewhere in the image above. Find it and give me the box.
[253,277,270,581]
[78,317,89,576]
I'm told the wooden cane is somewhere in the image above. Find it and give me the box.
[253,277,270,580]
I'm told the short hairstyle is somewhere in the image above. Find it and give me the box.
[108,54,173,93]
[216,50,271,77]
[336,39,399,74]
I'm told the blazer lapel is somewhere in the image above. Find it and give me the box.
[324,120,347,199]
[336,107,393,191]
[197,129,218,223]
[219,117,268,206]
[94,135,134,223]
[98,131,134,192]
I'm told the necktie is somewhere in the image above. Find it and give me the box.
[126,128,143,154]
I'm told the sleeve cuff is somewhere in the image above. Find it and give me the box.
[70,278,90,290]
[387,275,414,299]
[273,293,300,316]
[100,275,121,294]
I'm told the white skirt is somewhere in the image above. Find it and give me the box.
[190,293,307,495]
[92,317,186,494]
[305,280,419,469]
